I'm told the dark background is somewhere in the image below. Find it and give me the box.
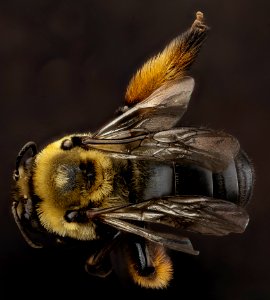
[0,0,269,298]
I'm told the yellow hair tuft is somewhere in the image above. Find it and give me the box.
[128,244,173,289]
[125,11,209,105]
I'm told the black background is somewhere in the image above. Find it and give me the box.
[0,1,269,299]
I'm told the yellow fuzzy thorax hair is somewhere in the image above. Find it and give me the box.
[33,137,115,240]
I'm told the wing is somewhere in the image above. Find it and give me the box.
[134,127,240,172]
[83,127,240,173]
[93,77,195,139]
[87,196,249,253]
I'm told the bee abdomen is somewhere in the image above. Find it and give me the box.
[142,163,174,200]
[234,149,254,206]
[175,149,254,206]
[175,164,213,197]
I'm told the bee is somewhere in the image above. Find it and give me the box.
[11,11,254,289]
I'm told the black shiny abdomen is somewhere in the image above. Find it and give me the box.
[234,150,254,206]
[142,149,254,207]
[174,149,254,206]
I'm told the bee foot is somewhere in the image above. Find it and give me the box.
[192,11,209,31]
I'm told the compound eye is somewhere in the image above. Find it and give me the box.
[61,139,73,150]
[24,157,34,168]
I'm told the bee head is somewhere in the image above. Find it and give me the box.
[12,141,54,248]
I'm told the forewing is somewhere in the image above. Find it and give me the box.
[93,77,194,139]
[83,127,240,173]
[135,127,240,172]
[98,196,249,237]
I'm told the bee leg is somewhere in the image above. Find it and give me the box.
[126,237,173,289]
[11,201,43,248]
[85,254,112,278]
[191,11,208,31]
[85,232,122,278]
